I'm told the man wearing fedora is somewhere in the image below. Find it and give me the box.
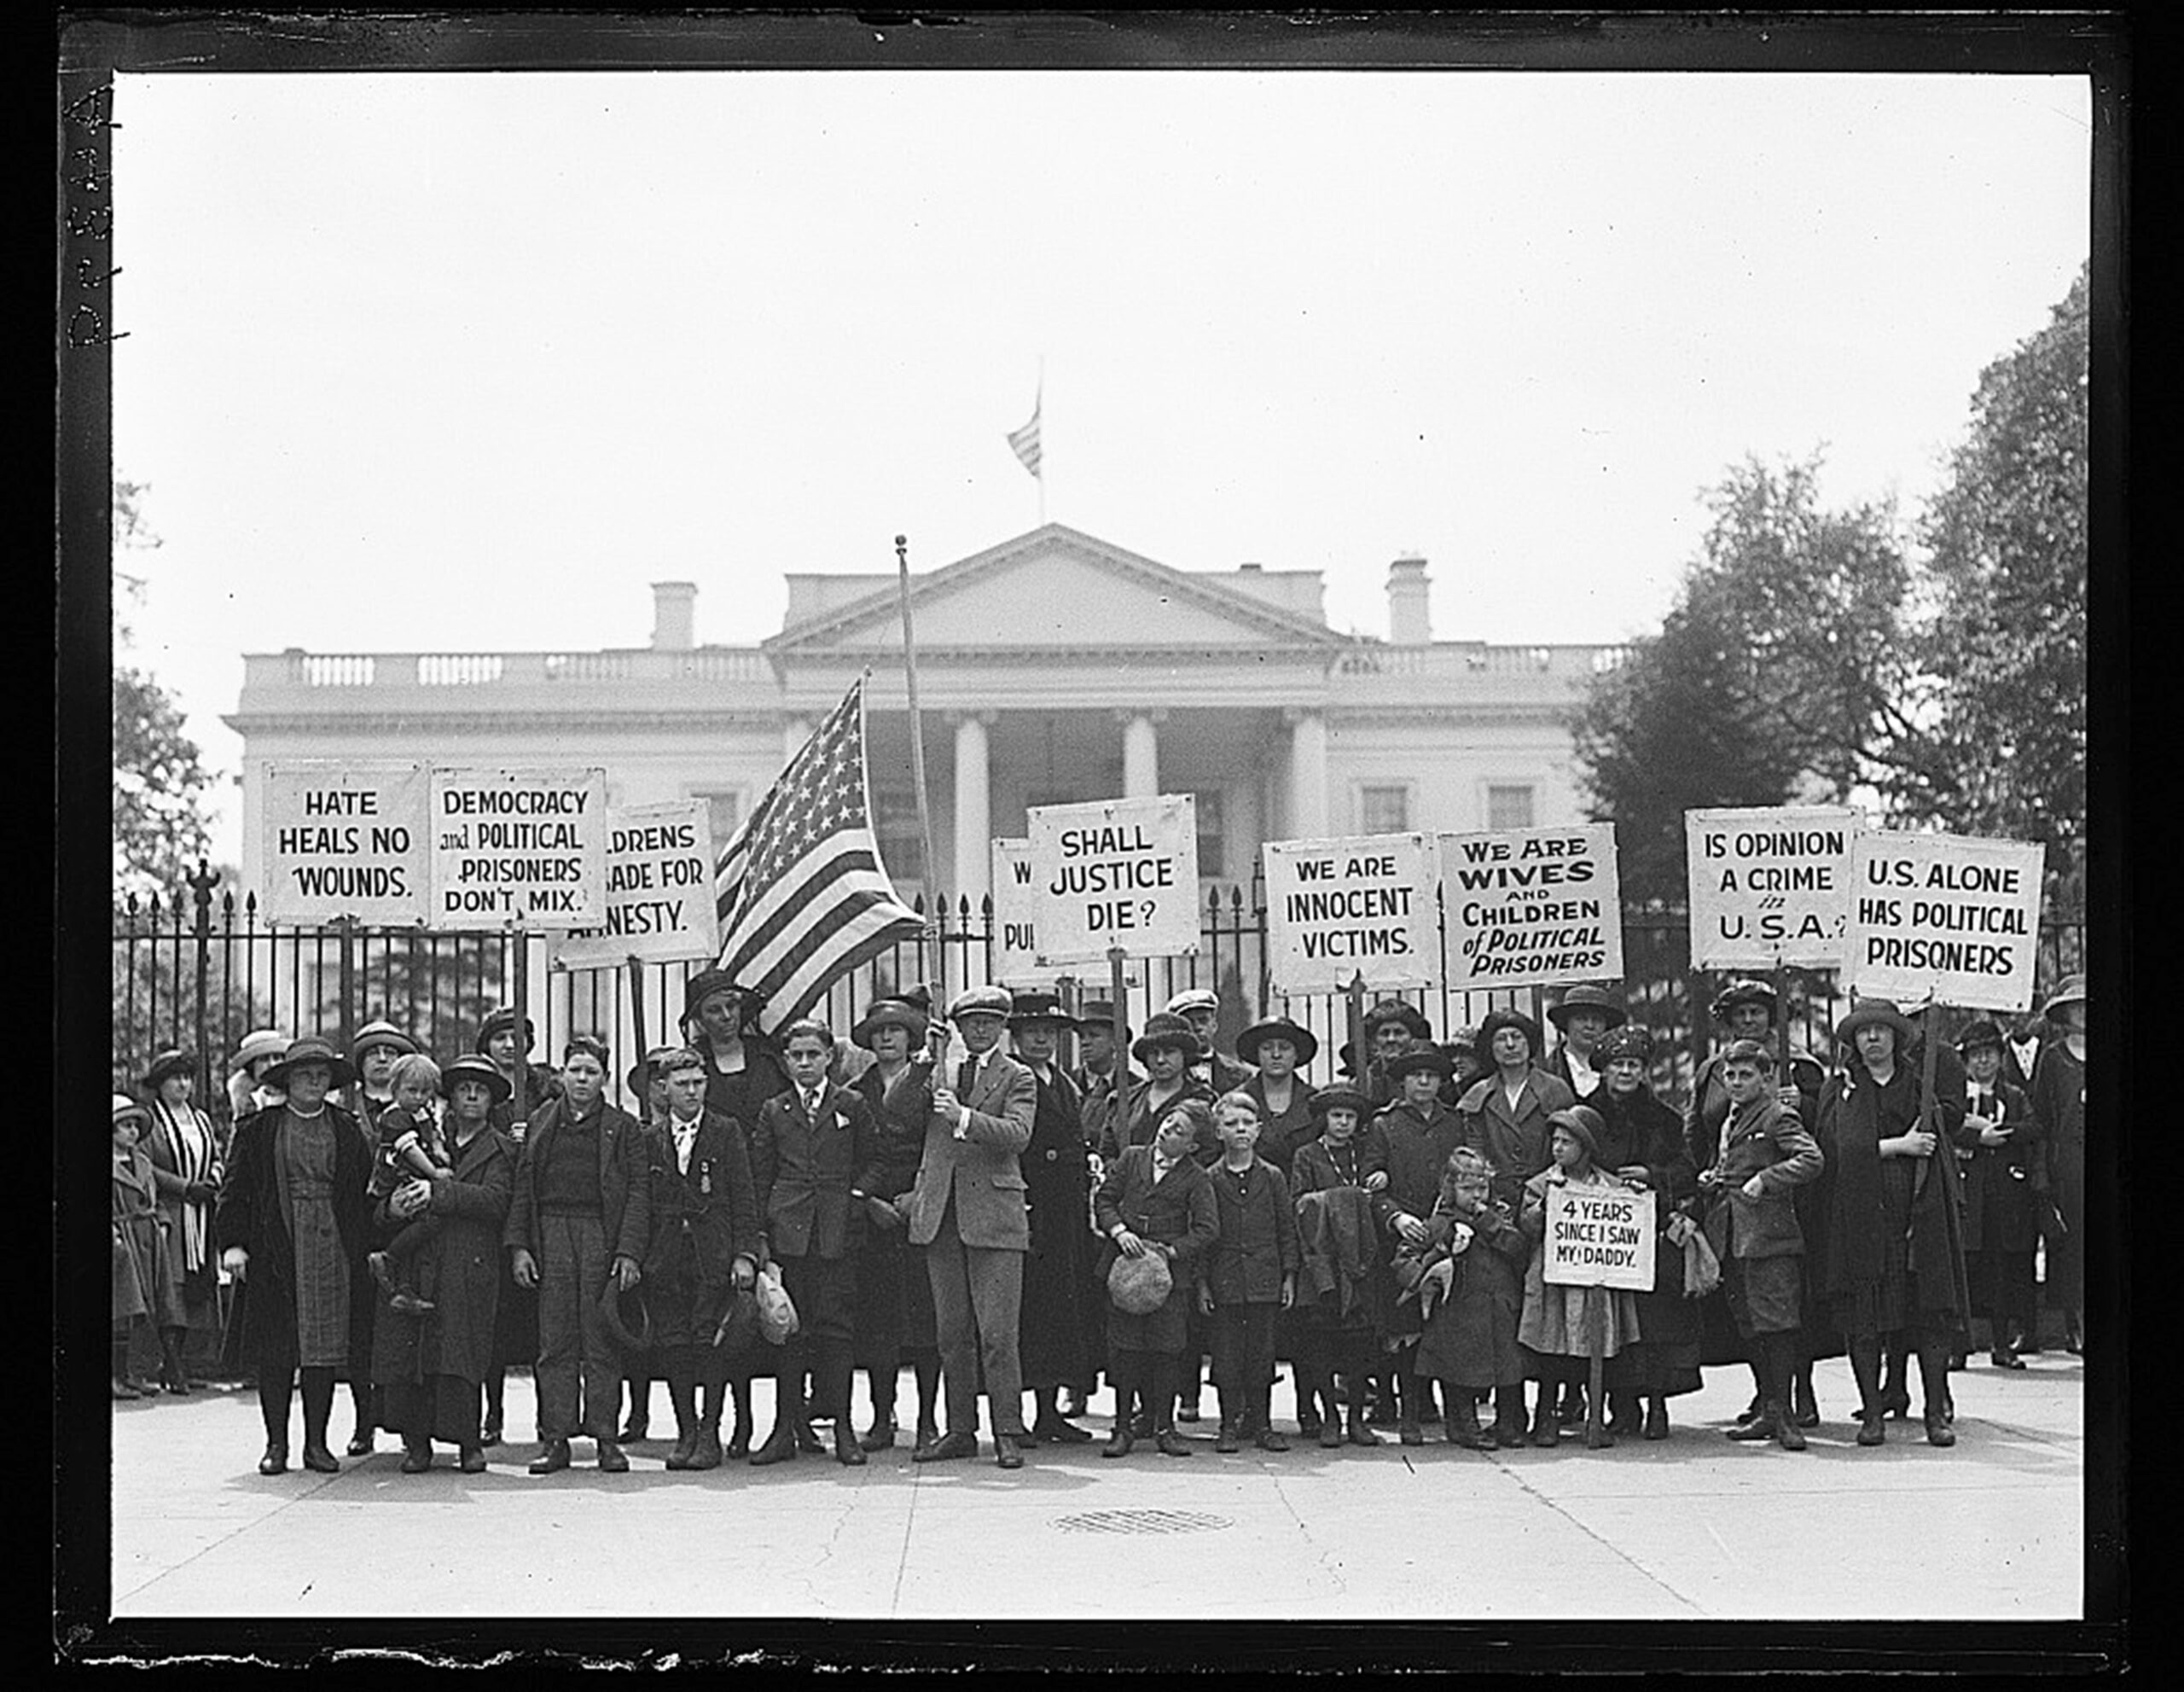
[1543,986,1626,1102]
[503,1033,653,1474]
[2029,974,2087,1355]
[1166,988,1254,1098]
[906,985,1038,1468]
[1007,991,1101,1445]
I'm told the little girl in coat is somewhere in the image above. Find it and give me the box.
[1518,1106,1643,1451]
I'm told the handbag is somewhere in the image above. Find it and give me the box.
[753,1262,799,1345]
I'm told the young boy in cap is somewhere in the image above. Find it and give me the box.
[1199,1093,1299,1452]
[1363,1045,1467,1443]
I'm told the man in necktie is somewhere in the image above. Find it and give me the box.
[907,986,1039,1469]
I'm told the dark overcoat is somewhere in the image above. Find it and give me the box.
[1240,1073,1320,1176]
[1455,1067,1578,1214]
[749,1083,884,1262]
[1958,1075,2042,1257]
[1413,1194,1529,1387]
[502,1096,653,1268]
[1203,1160,1299,1306]
[853,1060,938,1363]
[1093,1146,1217,1353]
[1589,1084,1704,1390]
[639,1109,759,1347]
[2030,1042,2085,1307]
[371,1121,514,1388]
[1019,1064,1101,1388]
[215,1102,375,1377]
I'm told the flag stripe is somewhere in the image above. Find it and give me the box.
[752,899,926,1028]
[719,846,899,982]
[1008,398,1043,478]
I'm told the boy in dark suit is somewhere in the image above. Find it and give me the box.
[1199,1093,1299,1452]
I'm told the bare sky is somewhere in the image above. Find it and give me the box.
[110,69,2090,868]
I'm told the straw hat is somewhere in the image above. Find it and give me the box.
[141,1048,195,1091]
[851,997,930,1050]
[1834,999,1918,1050]
[230,1029,288,1074]
[439,1054,514,1108]
[261,1035,358,1092]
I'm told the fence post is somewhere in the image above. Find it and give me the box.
[188,860,218,1098]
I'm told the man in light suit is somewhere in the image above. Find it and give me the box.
[905,985,1038,1469]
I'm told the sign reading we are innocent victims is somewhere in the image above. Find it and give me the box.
[1027,794,1199,965]
[1263,833,1438,997]
[262,762,431,923]
[1542,1182,1657,1290]
[429,768,607,929]
[1439,824,1623,992]
[554,799,717,968]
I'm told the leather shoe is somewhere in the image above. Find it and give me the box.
[346,1431,376,1458]
[1101,1427,1135,1459]
[749,1426,799,1466]
[911,1431,979,1463]
[1725,1416,1777,1443]
[1214,1421,1241,1454]
[1643,1401,1670,1441]
[1033,1416,1095,1445]
[399,1445,433,1474]
[1255,1427,1291,1452]
[258,1444,289,1476]
[301,1443,340,1474]
[459,1447,488,1474]
[793,1419,824,1456]
[1154,1431,1194,1457]
[689,1428,723,1471]
[1773,1414,1807,1452]
[1585,1423,1616,1451]
[834,1427,868,1467]
[596,1439,630,1473]
[1990,1348,2026,1371]
[1317,1420,1343,1450]
[528,1438,572,1475]
[665,1434,697,1471]
[1926,1417,1957,1448]
[726,1426,752,1461]
[479,1418,502,1448]
[1398,1420,1425,1447]
[1856,1416,1886,1447]
[996,1443,1025,1470]
[858,1420,898,1453]
[1347,1419,1380,1448]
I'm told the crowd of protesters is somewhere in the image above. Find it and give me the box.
[113,968,2088,1475]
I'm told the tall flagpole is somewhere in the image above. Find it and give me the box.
[895,534,942,991]
[1036,356,1047,526]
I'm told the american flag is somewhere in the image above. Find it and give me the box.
[1006,389,1043,480]
[712,676,924,1033]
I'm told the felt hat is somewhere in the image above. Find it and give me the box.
[1362,998,1432,1040]
[1718,1037,1777,1068]
[624,1043,685,1100]
[1310,1084,1371,1122]
[1386,1045,1455,1083]
[1547,1104,1606,1161]
[1073,999,1131,1038]
[112,1093,151,1131]
[261,1035,358,1092]
[349,1020,418,1064]
[1955,1016,2007,1053]
[439,1054,514,1107]
[598,1279,652,1355]
[1547,984,1628,1032]
[230,1028,289,1074]
[1165,987,1221,1018]
[141,1048,195,1091]
[682,968,760,1027]
[1130,1012,1205,1065]
[1235,1015,1319,1070]
[1008,990,1071,1027]
[2042,974,2087,1022]
[947,985,1014,1022]
[1107,1249,1174,1317]
[474,1006,536,1055]
[1473,1008,1542,1064]
[1594,1024,1655,1065]
[851,997,930,1050]
[1709,979,1779,1023]
[1834,998,1918,1050]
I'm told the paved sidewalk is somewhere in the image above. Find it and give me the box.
[111,1354,2082,1619]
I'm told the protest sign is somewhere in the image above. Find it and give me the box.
[429,767,607,929]
[1263,832,1438,997]
[1686,805,1862,969]
[991,840,1145,989]
[1027,794,1199,964]
[553,799,718,968]
[1541,1182,1657,1290]
[1439,824,1622,991]
[1846,832,2047,1012]
[261,762,431,924]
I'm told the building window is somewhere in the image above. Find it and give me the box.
[1358,784,1410,835]
[1194,790,1226,880]
[1487,784,1536,831]
[874,790,925,882]
[691,789,743,846]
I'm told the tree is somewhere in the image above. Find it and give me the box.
[1898,264,2088,894]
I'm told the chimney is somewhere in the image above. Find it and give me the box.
[651,581,696,651]
[1386,555,1431,645]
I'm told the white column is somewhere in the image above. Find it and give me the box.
[782,715,811,761]
[1286,707,1328,837]
[1122,712,1160,798]
[952,712,993,903]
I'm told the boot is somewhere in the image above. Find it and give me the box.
[1253,1398,1289,1451]
[1918,1338,1957,1447]
[1791,1366,1820,1430]
[751,1360,804,1466]
[1397,1374,1425,1446]
[688,1392,724,1471]
[1529,1390,1560,1449]
[1557,1381,1588,1427]
[1769,1338,1805,1450]
[1443,1389,1486,1450]
[663,1367,699,1471]
[727,1376,754,1460]
[1491,1386,1528,1450]
[750,1414,801,1466]
[1642,1397,1670,1441]
[112,1340,144,1400]
[158,1329,193,1396]
[481,1377,503,1447]
[1214,1415,1241,1454]
[1345,1379,1380,1447]
[1879,1342,1912,1418]
[1606,1392,1642,1439]
[1295,1371,1324,1441]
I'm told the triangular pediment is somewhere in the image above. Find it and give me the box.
[768,525,1346,653]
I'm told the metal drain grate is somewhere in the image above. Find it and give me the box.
[1053,1509,1234,1536]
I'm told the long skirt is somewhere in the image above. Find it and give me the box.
[382,1374,483,1451]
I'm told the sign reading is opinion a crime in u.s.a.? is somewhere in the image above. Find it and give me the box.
[1542,1181,1656,1290]
[553,799,718,969]
[1439,824,1622,991]
[1686,805,1864,970]
[1846,831,2047,1013]
[261,762,431,924]
[1027,794,1199,965]
[1263,832,1438,997]
[429,767,607,929]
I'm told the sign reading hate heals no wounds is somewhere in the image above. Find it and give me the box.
[554,799,718,969]
[430,768,607,929]
[1542,1182,1656,1291]
[1440,824,1622,992]
[1263,833,1438,997]
[1847,832,2046,1013]
[262,762,432,923]
[1027,795,1199,965]
[1686,805,1863,970]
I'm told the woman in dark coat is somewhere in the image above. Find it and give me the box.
[373,1055,514,1473]
[1586,1026,1702,1439]
[216,1037,375,1475]
[2029,975,2085,1354]
[850,996,945,1453]
[1008,993,1101,1443]
[1235,1017,1321,1177]
[142,1050,224,1394]
[1812,1000,1972,1449]
[1954,1018,2043,1368]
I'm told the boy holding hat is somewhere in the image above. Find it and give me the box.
[1363,1044,1466,1443]
[906,985,1039,1468]
[1287,1086,1385,1447]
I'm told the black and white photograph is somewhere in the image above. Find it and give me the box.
[60,10,2124,1669]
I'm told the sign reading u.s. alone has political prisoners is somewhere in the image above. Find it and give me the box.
[430,767,607,929]
[262,762,431,924]
[1439,824,1622,992]
[1847,831,2047,1013]
[1027,794,1199,965]
[1542,1182,1656,1290]
[1686,805,1863,970]
[553,799,717,969]
[1263,833,1438,997]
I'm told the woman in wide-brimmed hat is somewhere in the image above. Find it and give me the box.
[1812,1000,1972,1449]
[1234,1016,1321,1177]
[2030,974,2087,1352]
[227,1028,290,1122]
[1360,998,1433,1111]
[140,1050,223,1395]
[1954,1017,2043,1370]
[1543,985,1628,1102]
[112,1095,169,1399]
[1107,1014,1217,1164]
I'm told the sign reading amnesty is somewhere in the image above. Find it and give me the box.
[430,767,607,929]
[1686,805,1862,970]
[555,799,717,968]
[1440,824,1622,992]
[1263,833,1437,997]
[262,762,431,924]
[1027,794,1199,964]
[1541,1182,1656,1290]
[1846,831,2046,1013]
